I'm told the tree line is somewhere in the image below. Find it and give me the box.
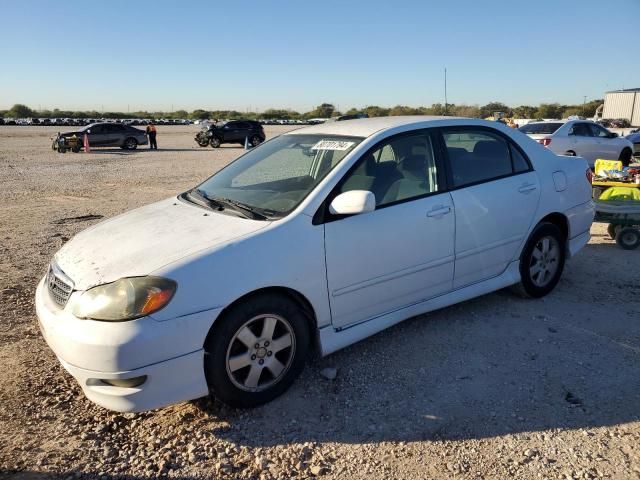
[1,100,603,121]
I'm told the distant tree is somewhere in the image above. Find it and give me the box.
[262,109,299,120]
[562,107,582,118]
[363,105,390,117]
[344,107,363,116]
[305,103,336,119]
[0,110,8,118]
[513,105,537,118]
[8,104,34,118]
[535,103,562,119]
[479,102,511,118]
[389,105,422,116]
[451,105,481,118]
[190,109,210,120]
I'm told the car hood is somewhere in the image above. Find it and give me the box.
[54,197,269,290]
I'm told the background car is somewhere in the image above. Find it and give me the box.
[519,120,634,167]
[203,120,265,148]
[625,131,640,159]
[55,122,148,150]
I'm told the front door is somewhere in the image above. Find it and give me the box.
[324,131,455,329]
[440,128,540,288]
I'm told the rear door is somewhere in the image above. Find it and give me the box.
[439,128,540,288]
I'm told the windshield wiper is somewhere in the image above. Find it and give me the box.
[211,197,272,220]
[186,189,272,220]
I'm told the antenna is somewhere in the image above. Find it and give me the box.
[444,68,448,115]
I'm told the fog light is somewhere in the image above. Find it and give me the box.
[100,375,147,388]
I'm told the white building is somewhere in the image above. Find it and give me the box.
[602,88,640,126]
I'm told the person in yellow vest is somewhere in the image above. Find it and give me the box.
[146,123,158,150]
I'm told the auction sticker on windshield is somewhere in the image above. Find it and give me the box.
[311,140,355,151]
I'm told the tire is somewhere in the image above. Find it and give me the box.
[607,223,619,240]
[197,140,209,147]
[123,137,138,150]
[514,222,566,298]
[72,145,81,153]
[565,150,576,156]
[210,136,221,148]
[615,227,640,250]
[204,293,310,408]
[250,135,262,147]
[619,148,632,168]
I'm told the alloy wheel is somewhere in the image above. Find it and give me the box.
[225,314,295,392]
[529,236,560,287]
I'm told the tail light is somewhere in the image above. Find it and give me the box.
[586,168,593,184]
[538,138,552,147]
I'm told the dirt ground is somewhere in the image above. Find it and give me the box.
[0,125,639,480]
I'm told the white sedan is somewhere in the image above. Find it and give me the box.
[36,117,595,412]
[519,120,634,167]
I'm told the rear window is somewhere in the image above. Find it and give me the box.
[518,123,563,135]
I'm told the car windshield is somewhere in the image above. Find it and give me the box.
[518,122,563,134]
[190,134,363,218]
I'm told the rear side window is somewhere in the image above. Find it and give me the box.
[518,122,563,134]
[569,123,592,137]
[443,129,530,187]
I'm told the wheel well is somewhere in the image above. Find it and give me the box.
[204,287,319,351]
[539,213,569,240]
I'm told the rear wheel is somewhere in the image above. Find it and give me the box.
[616,227,640,250]
[607,223,620,240]
[514,222,566,298]
[204,293,310,408]
[210,136,221,148]
[619,148,632,168]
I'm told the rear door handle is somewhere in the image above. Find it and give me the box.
[518,183,537,194]
[426,205,451,217]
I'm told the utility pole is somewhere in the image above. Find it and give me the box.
[444,68,448,116]
[582,96,586,117]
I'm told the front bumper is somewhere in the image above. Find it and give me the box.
[35,277,217,412]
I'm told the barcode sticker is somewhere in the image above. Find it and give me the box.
[311,140,355,151]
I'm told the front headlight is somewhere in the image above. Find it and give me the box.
[72,277,177,321]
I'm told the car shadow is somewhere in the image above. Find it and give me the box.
[188,245,640,448]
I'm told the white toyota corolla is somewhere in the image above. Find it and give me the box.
[36,117,595,412]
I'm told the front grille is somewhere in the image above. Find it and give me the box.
[47,264,74,307]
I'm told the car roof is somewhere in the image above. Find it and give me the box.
[287,115,489,137]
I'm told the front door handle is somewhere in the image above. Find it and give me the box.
[426,205,451,217]
[518,183,537,194]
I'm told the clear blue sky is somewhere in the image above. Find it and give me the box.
[1,0,638,113]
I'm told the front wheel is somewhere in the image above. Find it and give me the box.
[514,222,566,298]
[204,293,310,408]
[210,136,221,148]
[123,137,138,150]
[250,135,262,147]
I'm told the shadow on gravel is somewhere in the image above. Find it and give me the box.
[191,259,640,447]
[85,148,211,154]
[0,471,199,480]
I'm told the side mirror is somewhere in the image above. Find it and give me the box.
[329,190,376,215]
[86,130,91,134]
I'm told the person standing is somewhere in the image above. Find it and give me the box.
[146,122,158,150]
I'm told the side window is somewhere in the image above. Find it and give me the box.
[570,123,592,137]
[589,124,610,138]
[339,133,439,207]
[510,144,530,173]
[235,122,250,129]
[443,130,514,187]
[90,125,104,134]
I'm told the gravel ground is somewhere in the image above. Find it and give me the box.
[1,125,639,480]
